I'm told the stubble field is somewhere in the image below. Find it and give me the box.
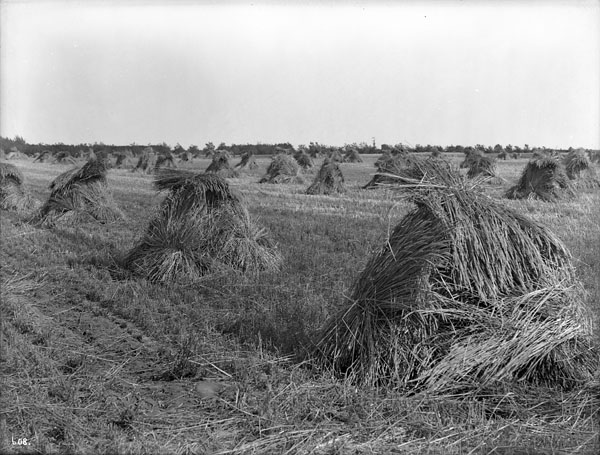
[1,154,599,454]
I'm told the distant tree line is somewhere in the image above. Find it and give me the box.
[1,136,596,159]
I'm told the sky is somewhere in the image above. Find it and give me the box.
[1,0,599,149]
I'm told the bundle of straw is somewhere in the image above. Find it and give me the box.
[317,160,596,394]
[155,152,177,170]
[563,149,600,189]
[328,150,344,163]
[124,169,281,283]
[205,152,238,178]
[466,154,496,179]
[132,147,158,173]
[0,162,39,213]
[235,151,259,170]
[306,160,345,195]
[294,150,313,169]
[505,155,574,201]
[35,158,124,225]
[460,149,486,169]
[259,154,301,184]
[343,148,363,163]
[364,153,428,189]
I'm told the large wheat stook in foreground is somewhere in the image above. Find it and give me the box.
[316,158,596,395]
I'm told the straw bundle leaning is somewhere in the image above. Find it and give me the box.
[316,160,596,396]
[294,150,313,169]
[364,152,420,189]
[114,150,135,168]
[34,158,124,225]
[33,151,56,164]
[306,160,345,195]
[132,147,158,173]
[235,151,259,170]
[0,162,39,213]
[343,148,363,163]
[124,169,281,283]
[259,154,301,184]
[328,150,344,163]
[206,152,239,178]
[155,151,177,170]
[466,154,497,179]
[505,155,574,201]
[459,149,482,169]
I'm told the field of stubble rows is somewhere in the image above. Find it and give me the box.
[2,154,599,454]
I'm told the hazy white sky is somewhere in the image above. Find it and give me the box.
[1,0,599,148]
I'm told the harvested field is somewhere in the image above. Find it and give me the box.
[2,153,599,454]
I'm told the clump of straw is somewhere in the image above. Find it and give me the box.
[34,158,124,225]
[132,147,158,174]
[124,169,281,283]
[0,162,39,213]
[364,152,428,189]
[206,152,239,178]
[328,150,344,163]
[306,160,345,195]
[459,149,480,168]
[235,151,259,170]
[343,148,363,163]
[316,160,596,395]
[259,154,302,184]
[505,155,574,201]
[114,150,134,168]
[294,150,313,169]
[155,151,177,171]
[33,151,56,164]
[178,151,193,163]
[466,154,496,179]
[563,149,600,189]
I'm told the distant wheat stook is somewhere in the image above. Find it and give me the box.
[259,154,302,184]
[505,154,574,201]
[205,151,239,178]
[306,159,345,195]
[235,151,258,170]
[563,148,600,190]
[316,158,596,395]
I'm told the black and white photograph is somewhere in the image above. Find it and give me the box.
[1,0,599,453]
